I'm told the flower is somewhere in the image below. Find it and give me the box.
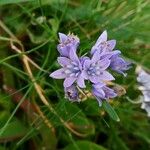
[92,82,117,106]
[50,30,131,106]
[90,31,130,76]
[91,30,116,55]
[136,66,150,117]
[50,50,86,88]
[57,33,80,57]
[110,52,131,76]
[83,51,115,83]
[65,85,80,102]
[137,67,150,89]
[141,99,150,117]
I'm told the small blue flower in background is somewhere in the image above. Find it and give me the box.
[50,31,131,106]
[136,66,150,117]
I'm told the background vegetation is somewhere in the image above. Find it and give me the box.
[0,0,150,149]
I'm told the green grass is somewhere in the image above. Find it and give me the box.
[0,0,150,150]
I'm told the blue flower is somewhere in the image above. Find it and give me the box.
[65,84,80,102]
[57,33,80,57]
[110,52,131,76]
[50,50,86,88]
[50,30,131,105]
[83,51,114,83]
[92,82,117,106]
[90,31,131,76]
[91,30,116,55]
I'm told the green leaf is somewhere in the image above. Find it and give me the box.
[0,0,35,5]
[102,101,120,122]
[0,119,27,140]
[63,141,108,150]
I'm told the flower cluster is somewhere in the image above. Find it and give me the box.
[50,31,130,106]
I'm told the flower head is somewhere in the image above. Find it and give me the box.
[50,30,131,106]
[57,33,80,57]
[50,50,86,88]
[83,51,114,83]
[90,31,131,76]
[92,82,117,106]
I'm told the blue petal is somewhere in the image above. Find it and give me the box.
[99,71,115,81]
[89,76,100,83]
[91,51,100,63]
[69,49,79,63]
[97,58,110,70]
[58,33,67,43]
[95,30,107,46]
[77,74,86,88]
[57,57,71,67]
[50,68,66,79]
[63,77,76,87]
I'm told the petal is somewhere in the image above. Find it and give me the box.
[77,74,86,88]
[89,76,100,83]
[58,33,67,43]
[92,89,105,106]
[50,68,66,79]
[99,71,115,81]
[103,86,117,98]
[57,45,69,57]
[93,88,105,98]
[91,51,100,63]
[83,59,91,69]
[82,70,89,80]
[110,50,121,58]
[93,82,105,89]
[107,40,116,51]
[90,46,97,55]
[63,77,76,87]
[97,58,110,70]
[69,49,79,63]
[95,30,107,46]
[100,50,121,59]
[57,57,71,67]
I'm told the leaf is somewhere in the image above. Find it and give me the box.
[63,141,108,150]
[102,101,120,122]
[0,119,27,141]
[0,0,35,5]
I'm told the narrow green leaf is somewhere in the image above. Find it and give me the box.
[63,140,108,150]
[102,101,120,122]
[0,0,35,5]
[0,119,27,140]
